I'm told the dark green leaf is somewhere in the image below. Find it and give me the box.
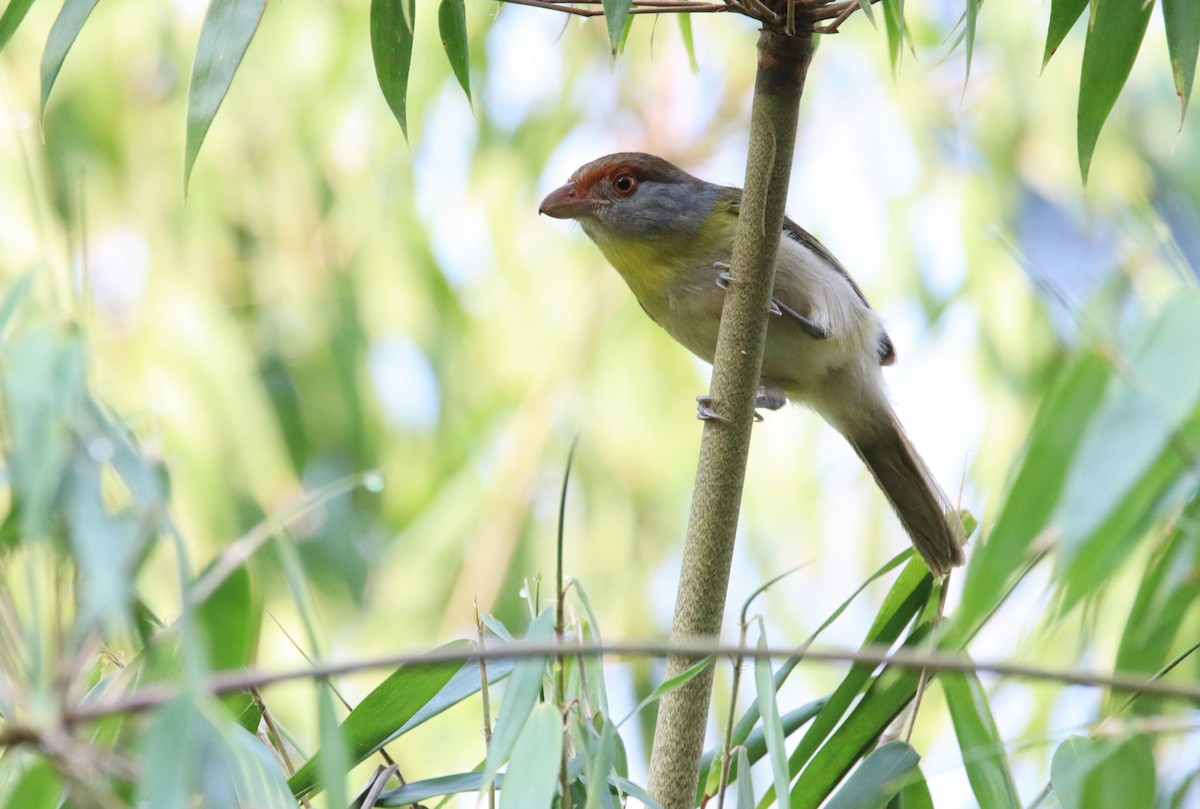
[1077,0,1154,181]
[39,0,101,118]
[288,642,468,796]
[0,0,35,54]
[1164,0,1200,123]
[602,0,631,56]
[955,349,1110,638]
[1050,735,1156,809]
[1042,0,1088,66]
[824,741,920,809]
[482,608,556,789]
[942,671,1020,809]
[371,0,416,138]
[499,703,561,809]
[196,565,261,729]
[393,655,515,739]
[437,0,470,103]
[184,0,267,190]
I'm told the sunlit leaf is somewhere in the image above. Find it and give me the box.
[1042,0,1088,66]
[942,671,1020,809]
[437,0,470,103]
[39,0,101,119]
[184,0,267,191]
[1051,735,1156,809]
[955,349,1110,636]
[3,757,60,809]
[0,0,35,54]
[677,14,697,72]
[602,0,631,57]
[497,703,561,809]
[1163,0,1200,123]
[1077,0,1154,182]
[482,608,556,790]
[371,0,416,139]
[0,269,34,340]
[754,632,791,809]
[1057,291,1200,600]
[824,741,920,809]
[288,642,468,797]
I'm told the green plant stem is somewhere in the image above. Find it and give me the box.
[645,27,815,809]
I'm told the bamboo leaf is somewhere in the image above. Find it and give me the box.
[1163,0,1200,124]
[964,0,980,83]
[370,0,416,138]
[1077,0,1154,182]
[887,765,934,809]
[882,0,905,75]
[824,741,920,809]
[942,671,1021,809]
[1042,0,1088,66]
[377,772,504,806]
[228,725,295,809]
[184,0,266,191]
[288,642,468,797]
[736,747,755,809]
[1050,735,1156,809]
[437,0,470,103]
[754,632,791,809]
[39,0,101,118]
[3,757,60,809]
[677,14,697,72]
[499,703,562,809]
[602,0,631,57]
[0,0,35,55]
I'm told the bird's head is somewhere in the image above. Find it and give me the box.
[539,153,734,256]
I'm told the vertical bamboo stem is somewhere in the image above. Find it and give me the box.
[646,27,814,809]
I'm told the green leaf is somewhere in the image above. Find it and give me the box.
[824,741,920,809]
[498,703,561,809]
[882,0,905,75]
[0,270,34,341]
[288,642,468,797]
[437,0,470,103]
[1164,0,1200,123]
[1077,0,1154,182]
[887,765,934,809]
[137,697,204,809]
[0,0,35,54]
[39,0,101,119]
[315,681,349,809]
[601,0,631,56]
[1111,493,1200,711]
[736,747,754,809]
[1042,0,1088,66]
[482,608,557,790]
[1050,735,1156,809]
[699,699,826,803]
[942,671,1020,809]
[228,724,295,809]
[583,717,619,809]
[783,557,932,784]
[195,565,261,729]
[964,0,980,83]
[955,349,1111,638]
[677,14,697,72]
[377,771,505,806]
[4,757,60,809]
[1057,291,1200,600]
[184,0,267,190]
[371,0,416,139]
[754,632,791,809]
[619,655,713,726]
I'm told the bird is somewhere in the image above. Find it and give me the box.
[538,152,965,575]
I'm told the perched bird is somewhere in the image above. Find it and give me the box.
[539,152,964,575]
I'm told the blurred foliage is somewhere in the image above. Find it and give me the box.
[0,0,1198,806]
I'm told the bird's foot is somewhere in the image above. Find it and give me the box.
[770,296,830,341]
[695,394,728,422]
[714,261,733,290]
[696,389,786,423]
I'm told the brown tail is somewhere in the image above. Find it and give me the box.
[847,418,965,576]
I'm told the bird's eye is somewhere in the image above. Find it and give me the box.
[613,175,637,195]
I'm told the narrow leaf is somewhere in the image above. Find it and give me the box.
[228,724,295,809]
[736,747,755,809]
[499,703,562,809]
[1163,0,1200,123]
[1042,0,1088,66]
[184,0,268,190]
[482,608,557,790]
[437,0,470,102]
[942,671,1020,809]
[371,0,416,138]
[4,758,60,809]
[0,269,35,341]
[0,0,35,54]
[882,0,905,75]
[39,0,101,118]
[677,14,697,72]
[377,772,504,806]
[619,655,713,726]
[288,642,468,796]
[824,741,920,809]
[754,633,791,809]
[888,764,934,809]
[1076,0,1154,182]
[964,0,980,83]
[602,0,631,56]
